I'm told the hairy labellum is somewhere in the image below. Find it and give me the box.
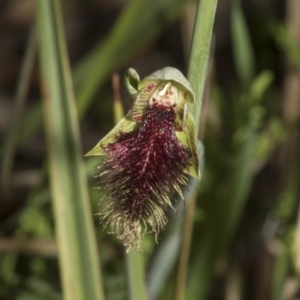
[97,104,192,251]
[86,67,200,252]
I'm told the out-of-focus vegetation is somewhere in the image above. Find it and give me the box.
[0,0,299,299]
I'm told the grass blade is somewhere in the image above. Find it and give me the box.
[36,1,104,299]
[231,0,255,86]
[187,0,218,132]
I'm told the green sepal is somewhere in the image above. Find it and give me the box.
[176,111,200,179]
[84,111,139,156]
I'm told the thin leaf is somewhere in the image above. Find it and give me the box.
[36,1,105,299]
[231,0,255,86]
[187,0,218,132]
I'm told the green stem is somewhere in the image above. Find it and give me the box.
[187,0,218,134]
[126,251,148,300]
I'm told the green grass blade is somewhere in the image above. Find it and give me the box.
[0,29,36,197]
[35,1,105,299]
[231,0,255,86]
[187,0,218,132]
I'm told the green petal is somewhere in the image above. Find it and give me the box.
[176,112,200,179]
[85,110,139,156]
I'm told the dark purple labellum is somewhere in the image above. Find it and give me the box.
[96,104,192,251]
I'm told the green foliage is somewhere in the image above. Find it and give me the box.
[231,0,255,86]
[0,0,299,299]
[36,0,104,299]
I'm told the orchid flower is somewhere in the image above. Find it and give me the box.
[86,67,200,251]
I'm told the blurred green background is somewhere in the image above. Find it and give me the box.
[0,0,299,299]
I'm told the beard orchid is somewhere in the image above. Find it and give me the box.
[86,67,200,251]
